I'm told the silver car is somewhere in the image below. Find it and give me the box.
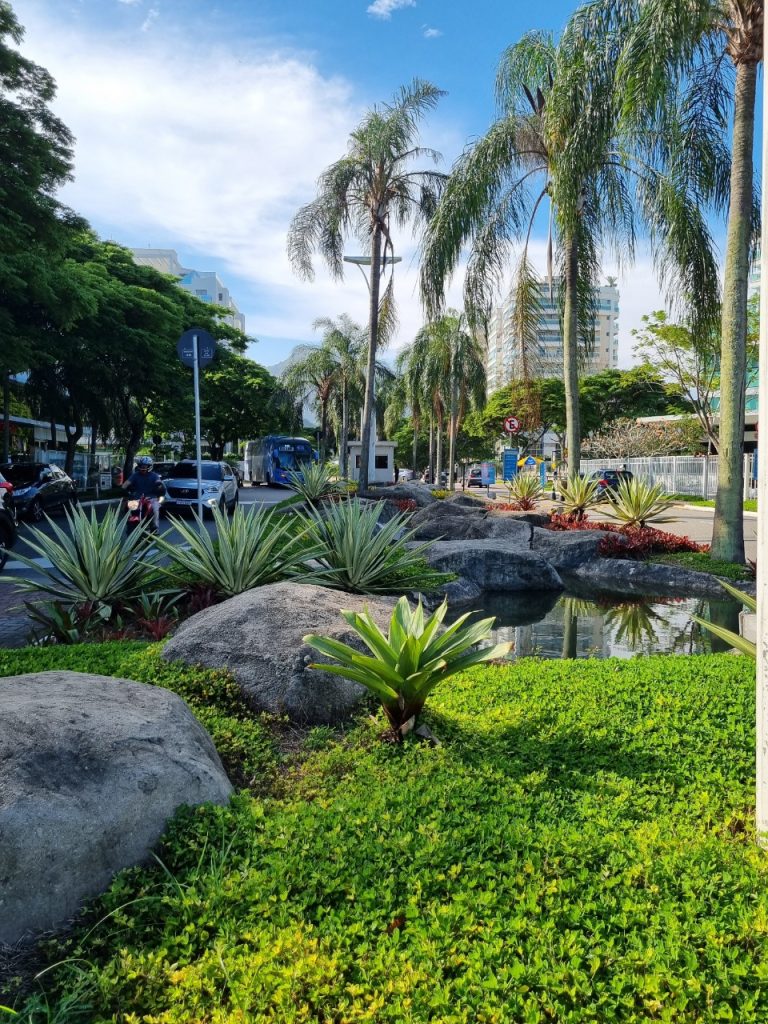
[163,460,239,517]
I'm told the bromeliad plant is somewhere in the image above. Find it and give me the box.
[304,596,512,739]
[504,473,543,511]
[604,477,677,529]
[301,498,449,594]
[153,504,319,599]
[557,473,601,521]
[285,462,348,507]
[3,505,160,617]
[693,580,756,657]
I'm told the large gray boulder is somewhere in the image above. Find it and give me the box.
[424,539,563,592]
[531,527,619,569]
[0,671,232,945]
[163,582,399,725]
[567,558,757,598]
[409,501,532,544]
[369,482,435,507]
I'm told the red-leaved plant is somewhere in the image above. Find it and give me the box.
[392,498,418,513]
[547,513,707,560]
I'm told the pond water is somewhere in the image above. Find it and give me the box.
[452,590,745,661]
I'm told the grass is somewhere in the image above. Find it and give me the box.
[671,494,757,513]
[3,647,768,1022]
[649,551,754,581]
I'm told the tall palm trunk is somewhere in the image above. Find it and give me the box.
[340,379,349,477]
[428,415,434,482]
[448,360,458,488]
[319,398,328,463]
[562,235,581,476]
[711,61,757,563]
[412,423,418,475]
[359,223,382,492]
[435,413,443,487]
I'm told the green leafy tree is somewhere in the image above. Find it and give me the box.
[569,1,758,560]
[288,79,446,491]
[0,2,77,461]
[201,351,287,460]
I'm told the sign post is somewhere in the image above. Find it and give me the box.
[177,328,217,523]
[502,448,519,481]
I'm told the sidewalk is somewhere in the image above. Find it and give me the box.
[0,582,36,648]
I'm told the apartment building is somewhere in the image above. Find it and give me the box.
[485,278,620,393]
[131,248,246,334]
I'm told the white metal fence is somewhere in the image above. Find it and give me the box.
[579,454,756,500]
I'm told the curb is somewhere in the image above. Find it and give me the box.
[677,503,758,518]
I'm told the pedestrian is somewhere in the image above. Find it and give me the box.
[394,463,400,483]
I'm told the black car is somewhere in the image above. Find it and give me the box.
[0,473,17,570]
[0,462,78,522]
[589,468,634,496]
[152,461,177,479]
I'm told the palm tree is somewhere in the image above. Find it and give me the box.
[569,1,760,561]
[280,346,337,461]
[420,31,721,477]
[312,314,366,477]
[288,79,446,491]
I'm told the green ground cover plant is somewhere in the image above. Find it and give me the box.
[0,644,278,790]
[649,551,754,581]
[5,652,768,1022]
[672,495,757,513]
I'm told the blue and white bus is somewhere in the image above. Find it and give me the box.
[243,436,315,486]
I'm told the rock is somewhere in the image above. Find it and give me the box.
[410,500,483,523]
[443,492,488,509]
[409,502,532,544]
[369,483,435,508]
[420,576,483,610]
[163,582,400,725]
[423,540,563,592]
[531,527,619,569]
[0,671,232,945]
[566,558,754,598]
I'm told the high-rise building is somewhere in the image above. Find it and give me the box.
[130,248,246,334]
[485,278,620,393]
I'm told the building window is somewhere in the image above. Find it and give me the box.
[374,455,389,469]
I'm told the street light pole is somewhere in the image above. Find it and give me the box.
[343,254,401,488]
[755,8,768,843]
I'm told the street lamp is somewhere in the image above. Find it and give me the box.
[343,254,401,485]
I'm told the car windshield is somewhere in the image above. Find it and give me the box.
[1,465,42,485]
[168,463,223,481]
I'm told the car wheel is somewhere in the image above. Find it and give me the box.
[230,491,239,512]
[265,472,272,487]
[29,499,44,523]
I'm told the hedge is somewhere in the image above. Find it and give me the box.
[4,651,767,1022]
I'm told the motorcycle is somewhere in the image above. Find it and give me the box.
[124,493,164,536]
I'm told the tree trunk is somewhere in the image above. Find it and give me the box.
[435,414,443,487]
[412,423,418,475]
[428,416,434,483]
[359,224,383,493]
[711,60,756,562]
[320,399,328,463]
[562,235,581,477]
[2,369,10,464]
[448,359,458,489]
[340,380,349,477]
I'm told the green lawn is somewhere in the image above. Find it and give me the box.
[672,494,757,513]
[2,646,767,1022]
[649,551,755,581]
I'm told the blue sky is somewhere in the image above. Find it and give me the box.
[13,0,694,368]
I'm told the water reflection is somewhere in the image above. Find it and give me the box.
[452,591,745,660]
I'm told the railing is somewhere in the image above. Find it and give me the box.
[579,454,756,500]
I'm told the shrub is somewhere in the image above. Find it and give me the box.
[300,498,447,594]
[604,476,677,528]
[392,498,417,513]
[430,489,450,499]
[285,462,348,506]
[153,504,318,599]
[304,596,511,738]
[557,473,601,520]
[12,654,768,1023]
[598,527,706,559]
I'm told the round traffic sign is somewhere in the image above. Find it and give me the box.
[177,328,218,369]
[504,415,520,435]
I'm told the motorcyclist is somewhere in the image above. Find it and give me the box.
[122,456,165,529]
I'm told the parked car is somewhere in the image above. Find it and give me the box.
[163,460,239,517]
[467,467,483,488]
[0,463,78,522]
[397,468,415,482]
[589,468,634,497]
[0,476,16,571]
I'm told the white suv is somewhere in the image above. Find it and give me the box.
[163,461,239,517]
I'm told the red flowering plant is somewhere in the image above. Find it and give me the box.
[547,513,707,560]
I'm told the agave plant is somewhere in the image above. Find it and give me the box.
[557,474,601,522]
[153,504,318,598]
[300,498,447,594]
[604,477,677,529]
[285,461,348,507]
[4,505,160,614]
[504,473,544,511]
[693,580,756,657]
[304,596,512,738]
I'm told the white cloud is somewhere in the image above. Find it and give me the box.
[423,26,442,38]
[140,7,158,31]
[367,0,415,20]
[117,0,142,6]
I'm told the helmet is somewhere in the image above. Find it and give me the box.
[136,456,154,470]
